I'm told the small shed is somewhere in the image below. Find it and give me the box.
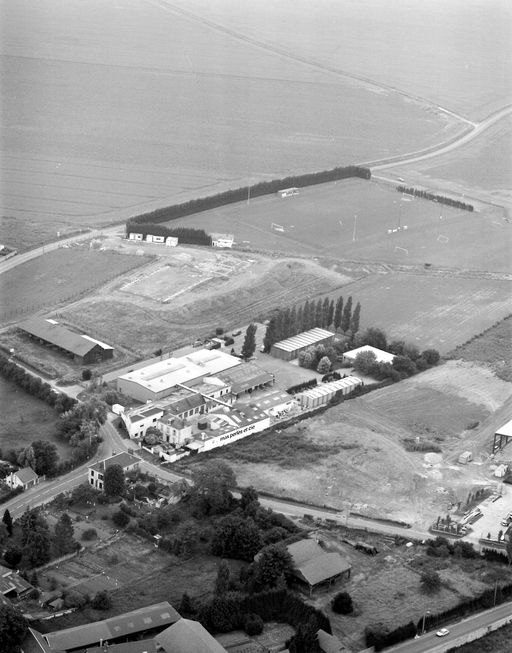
[458,451,473,465]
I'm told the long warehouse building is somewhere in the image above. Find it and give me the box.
[270,327,334,361]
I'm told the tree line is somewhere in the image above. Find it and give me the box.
[396,186,474,211]
[0,354,76,414]
[263,294,361,353]
[125,225,212,246]
[126,165,371,231]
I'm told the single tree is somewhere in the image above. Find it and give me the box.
[316,356,332,375]
[22,527,51,568]
[104,464,125,497]
[263,317,277,353]
[331,591,353,614]
[506,539,512,566]
[327,299,335,328]
[2,509,13,536]
[0,522,8,546]
[296,305,304,333]
[0,604,28,653]
[341,296,353,332]
[333,296,344,331]
[252,543,294,589]
[241,323,257,360]
[240,486,259,512]
[31,440,59,476]
[4,546,22,568]
[191,461,236,514]
[53,513,76,556]
[314,299,323,328]
[420,569,441,593]
[112,510,130,528]
[353,350,378,374]
[322,297,330,328]
[211,514,263,561]
[17,445,35,471]
[214,560,231,595]
[350,302,361,334]
[174,520,200,558]
[361,327,387,350]
[179,592,194,615]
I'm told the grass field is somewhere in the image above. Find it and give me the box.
[447,316,512,382]
[0,247,150,324]
[0,0,465,249]
[163,179,512,272]
[0,376,71,459]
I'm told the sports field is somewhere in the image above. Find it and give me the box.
[0,0,464,249]
[163,179,512,272]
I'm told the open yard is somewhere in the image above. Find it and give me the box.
[163,179,512,272]
[60,251,349,353]
[1,0,468,250]
[0,376,71,460]
[0,247,151,325]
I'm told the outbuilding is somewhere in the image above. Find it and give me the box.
[270,328,334,362]
[342,345,395,366]
[286,539,351,596]
[297,376,362,409]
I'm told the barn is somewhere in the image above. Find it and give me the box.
[270,327,334,361]
[19,318,114,365]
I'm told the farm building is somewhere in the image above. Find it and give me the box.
[297,376,363,409]
[211,233,234,248]
[40,602,180,652]
[128,232,143,241]
[88,452,140,490]
[286,539,351,596]
[19,317,114,365]
[155,618,227,653]
[117,349,241,402]
[216,361,274,397]
[5,467,40,490]
[249,389,298,418]
[0,564,35,601]
[270,327,334,361]
[342,344,395,365]
[277,187,299,198]
[493,419,512,454]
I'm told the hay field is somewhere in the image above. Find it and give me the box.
[164,179,512,272]
[0,248,150,324]
[180,0,512,120]
[1,0,463,249]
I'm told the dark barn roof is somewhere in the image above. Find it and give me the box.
[19,318,113,358]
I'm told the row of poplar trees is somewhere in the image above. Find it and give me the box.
[262,294,361,352]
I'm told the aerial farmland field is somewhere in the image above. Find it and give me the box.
[0,0,465,250]
[0,247,151,324]
[178,0,512,120]
[163,178,512,272]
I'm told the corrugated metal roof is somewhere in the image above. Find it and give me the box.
[155,619,227,653]
[272,328,333,353]
[299,377,362,400]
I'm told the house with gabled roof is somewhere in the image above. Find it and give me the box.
[286,539,351,596]
[5,466,40,490]
[88,452,140,491]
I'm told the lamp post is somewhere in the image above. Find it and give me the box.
[421,609,431,635]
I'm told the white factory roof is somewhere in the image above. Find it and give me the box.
[496,419,512,437]
[272,328,333,353]
[299,376,362,400]
[343,345,395,364]
[118,349,240,393]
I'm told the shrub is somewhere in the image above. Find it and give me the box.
[331,591,353,614]
[244,613,264,635]
[420,570,441,594]
[112,510,130,528]
[81,528,97,541]
[63,589,87,609]
[91,590,112,610]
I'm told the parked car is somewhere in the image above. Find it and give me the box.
[436,628,450,637]
[231,330,242,337]
[501,519,509,526]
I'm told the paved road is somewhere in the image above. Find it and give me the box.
[386,600,512,652]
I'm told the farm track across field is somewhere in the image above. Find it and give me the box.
[153,0,474,126]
